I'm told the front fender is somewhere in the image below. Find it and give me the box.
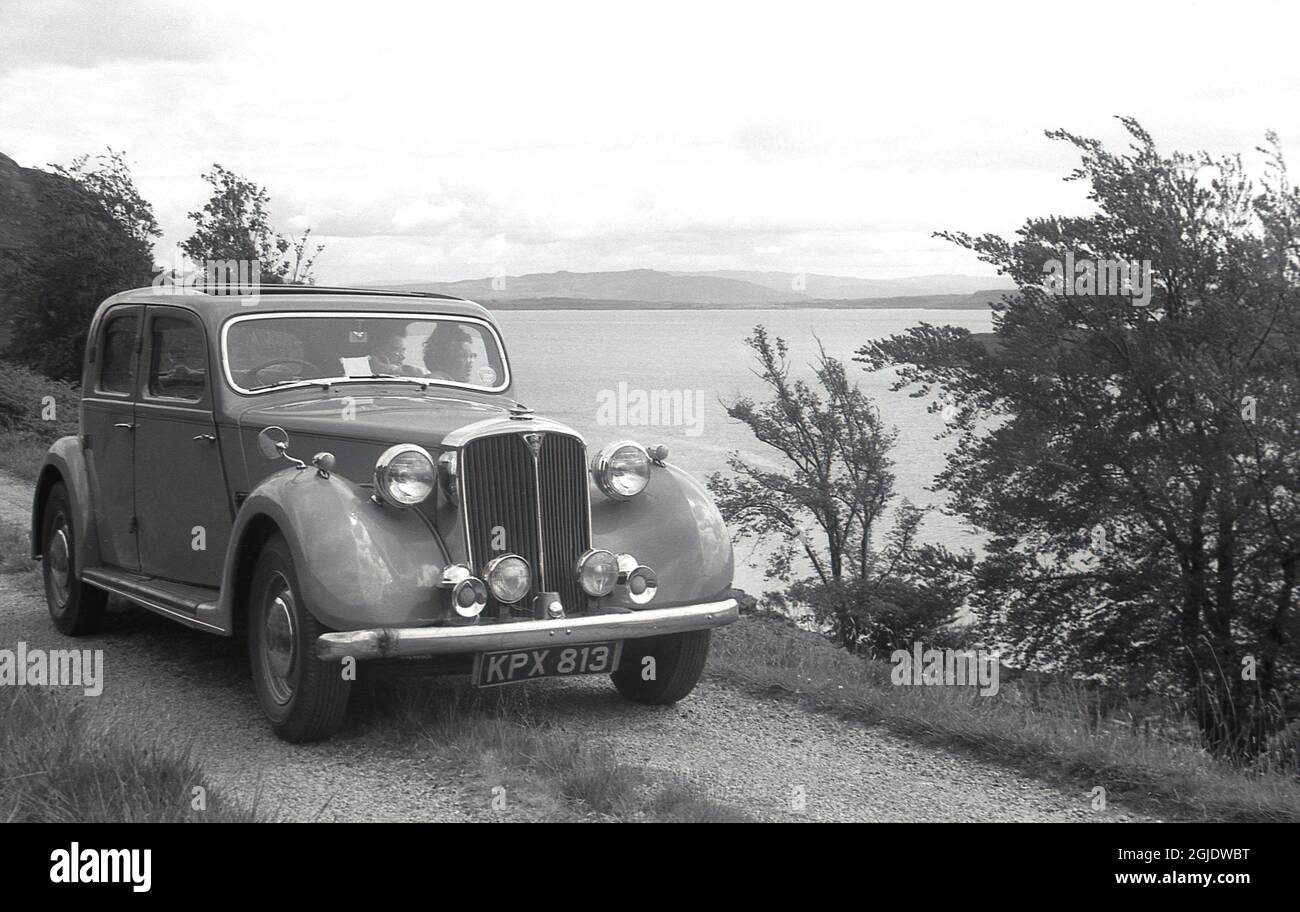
[216,467,453,632]
[591,463,734,608]
[32,436,100,572]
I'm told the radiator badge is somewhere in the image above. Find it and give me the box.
[523,432,545,459]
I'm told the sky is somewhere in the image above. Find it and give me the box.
[2,0,1297,285]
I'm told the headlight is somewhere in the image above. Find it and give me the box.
[484,554,531,603]
[576,548,619,597]
[590,441,652,501]
[374,444,436,506]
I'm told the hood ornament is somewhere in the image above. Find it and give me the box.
[508,402,534,421]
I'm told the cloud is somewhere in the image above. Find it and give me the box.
[0,0,216,72]
[2,0,1297,285]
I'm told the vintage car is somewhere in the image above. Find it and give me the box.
[32,285,738,741]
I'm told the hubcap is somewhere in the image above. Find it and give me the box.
[262,572,298,705]
[47,517,71,611]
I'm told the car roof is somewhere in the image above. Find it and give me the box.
[97,285,497,333]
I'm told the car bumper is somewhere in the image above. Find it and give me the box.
[314,598,740,660]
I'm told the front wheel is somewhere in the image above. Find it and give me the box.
[612,629,712,705]
[248,534,351,743]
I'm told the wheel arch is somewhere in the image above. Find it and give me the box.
[227,512,283,639]
[31,438,99,571]
[215,467,451,634]
[590,463,735,608]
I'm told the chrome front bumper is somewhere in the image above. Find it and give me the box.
[314,598,740,660]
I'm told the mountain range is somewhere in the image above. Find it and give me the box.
[371,268,1014,307]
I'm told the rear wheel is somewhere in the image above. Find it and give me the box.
[248,534,351,742]
[612,629,712,705]
[41,482,108,636]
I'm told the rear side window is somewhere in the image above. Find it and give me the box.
[99,313,139,394]
[148,315,207,401]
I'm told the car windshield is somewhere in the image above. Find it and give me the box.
[223,314,508,393]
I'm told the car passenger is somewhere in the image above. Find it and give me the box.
[422,324,475,382]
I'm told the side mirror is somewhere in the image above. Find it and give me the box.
[257,426,292,461]
[256,426,306,469]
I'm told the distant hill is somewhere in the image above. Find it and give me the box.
[677,270,1015,299]
[372,268,1012,306]
[391,289,1010,311]
[378,269,801,305]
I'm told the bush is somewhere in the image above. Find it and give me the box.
[782,575,965,657]
[0,360,79,440]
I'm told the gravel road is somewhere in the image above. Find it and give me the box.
[0,470,1146,822]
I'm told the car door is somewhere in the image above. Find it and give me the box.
[133,306,232,586]
[82,304,142,571]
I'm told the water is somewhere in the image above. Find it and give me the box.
[495,308,993,596]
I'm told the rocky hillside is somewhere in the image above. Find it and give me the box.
[0,152,132,349]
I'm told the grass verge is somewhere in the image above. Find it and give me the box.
[355,679,753,822]
[0,686,261,822]
[0,519,37,584]
[0,429,49,483]
[708,612,1300,822]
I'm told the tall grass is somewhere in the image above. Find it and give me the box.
[708,613,1300,822]
[0,686,261,822]
[0,359,79,482]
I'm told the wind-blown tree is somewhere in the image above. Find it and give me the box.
[49,148,162,246]
[181,164,322,285]
[857,119,1300,758]
[708,327,965,653]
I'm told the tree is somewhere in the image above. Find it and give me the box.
[708,327,962,653]
[49,148,161,246]
[857,119,1300,757]
[181,164,322,285]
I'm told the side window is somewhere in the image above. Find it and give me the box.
[99,313,139,394]
[148,315,207,401]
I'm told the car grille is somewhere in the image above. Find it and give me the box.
[460,432,592,615]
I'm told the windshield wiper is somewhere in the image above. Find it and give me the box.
[248,378,334,392]
[339,374,432,390]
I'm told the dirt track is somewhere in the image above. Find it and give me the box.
[0,470,1147,822]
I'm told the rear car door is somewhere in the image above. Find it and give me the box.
[133,306,232,586]
[82,304,142,571]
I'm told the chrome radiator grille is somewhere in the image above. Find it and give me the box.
[460,432,592,614]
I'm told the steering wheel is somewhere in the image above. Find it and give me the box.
[247,358,323,385]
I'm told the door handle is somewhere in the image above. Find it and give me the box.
[113,423,136,430]
[193,434,216,442]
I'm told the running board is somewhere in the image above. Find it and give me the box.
[80,567,227,635]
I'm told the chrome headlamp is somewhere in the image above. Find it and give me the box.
[484,554,531,603]
[590,440,652,501]
[576,548,619,597]
[374,444,436,507]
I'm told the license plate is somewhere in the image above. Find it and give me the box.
[473,641,622,687]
